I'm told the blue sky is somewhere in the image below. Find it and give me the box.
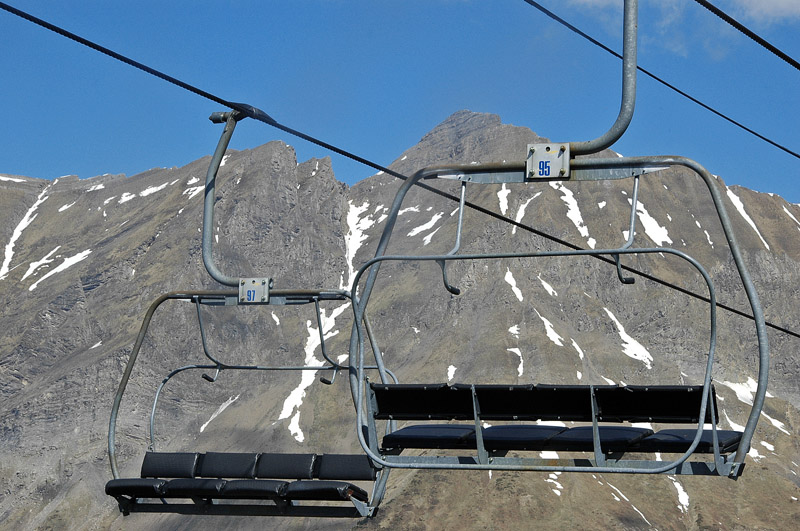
[2,0,799,203]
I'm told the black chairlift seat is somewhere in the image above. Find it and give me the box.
[369,383,742,457]
[106,451,377,517]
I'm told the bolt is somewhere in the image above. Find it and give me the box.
[240,280,245,285]
[560,168,566,176]
[560,145,566,152]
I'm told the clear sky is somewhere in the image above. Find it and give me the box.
[2,1,799,203]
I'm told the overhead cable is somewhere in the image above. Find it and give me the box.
[1,1,797,341]
[693,0,800,73]
[521,0,800,161]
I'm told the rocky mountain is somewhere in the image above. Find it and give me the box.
[0,110,798,530]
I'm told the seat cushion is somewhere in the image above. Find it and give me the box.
[316,454,376,481]
[163,478,226,497]
[634,429,742,453]
[105,478,166,498]
[256,453,315,479]
[545,426,653,452]
[140,452,198,478]
[284,480,369,502]
[219,479,287,498]
[382,424,476,449]
[196,452,258,478]
[481,425,568,451]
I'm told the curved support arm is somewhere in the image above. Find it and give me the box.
[570,0,638,155]
[202,112,242,286]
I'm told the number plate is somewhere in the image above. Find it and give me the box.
[526,143,569,179]
[238,277,271,304]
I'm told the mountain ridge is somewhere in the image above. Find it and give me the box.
[0,110,798,529]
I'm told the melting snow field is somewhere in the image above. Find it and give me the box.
[1,185,50,280]
[534,309,564,346]
[550,182,596,249]
[504,269,524,301]
[447,365,457,382]
[629,199,672,246]
[29,249,92,291]
[602,308,653,369]
[200,395,240,432]
[727,188,770,250]
[507,347,524,376]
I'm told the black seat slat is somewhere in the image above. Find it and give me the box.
[141,452,198,478]
[371,383,474,420]
[316,454,377,481]
[284,480,369,502]
[105,478,166,498]
[220,479,287,498]
[633,429,742,453]
[544,426,653,452]
[594,386,717,423]
[256,453,315,479]
[164,478,226,497]
[472,385,539,420]
[197,452,258,478]
[481,425,568,451]
[382,424,476,450]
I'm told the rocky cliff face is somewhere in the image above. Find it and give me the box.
[1,111,798,529]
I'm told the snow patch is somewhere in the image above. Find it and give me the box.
[118,192,136,204]
[603,308,653,369]
[139,182,170,197]
[508,325,520,338]
[271,312,280,325]
[534,308,564,346]
[21,246,60,282]
[278,304,350,441]
[628,199,672,246]
[537,274,557,296]
[512,193,540,234]
[669,476,690,513]
[58,201,77,212]
[783,206,800,230]
[1,185,50,280]
[497,184,510,215]
[0,174,26,182]
[447,365,457,382]
[727,188,769,250]
[571,339,585,360]
[342,201,376,290]
[407,212,443,237]
[90,341,102,349]
[200,395,240,432]
[550,182,596,248]
[29,249,92,291]
[422,226,440,246]
[184,185,204,200]
[507,348,524,376]
[504,269,523,302]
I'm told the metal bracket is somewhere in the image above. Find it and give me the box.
[238,277,273,304]
[526,143,570,179]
